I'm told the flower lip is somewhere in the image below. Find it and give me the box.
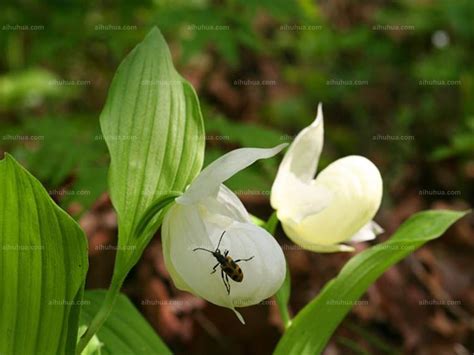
[163,197,286,323]
[163,144,288,323]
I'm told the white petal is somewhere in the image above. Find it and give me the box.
[162,204,206,293]
[279,155,383,251]
[162,200,286,322]
[349,220,384,243]
[271,104,327,216]
[282,103,324,182]
[279,221,355,252]
[221,222,286,307]
[178,144,287,205]
[272,170,332,224]
[200,185,250,225]
[272,103,323,189]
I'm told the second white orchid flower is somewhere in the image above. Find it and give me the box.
[162,144,287,323]
[271,104,383,252]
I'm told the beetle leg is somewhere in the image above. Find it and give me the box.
[224,250,229,256]
[221,269,230,294]
[210,262,220,274]
[234,256,254,263]
[225,273,231,294]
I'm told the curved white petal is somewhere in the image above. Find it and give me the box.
[279,103,324,182]
[278,155,383,252]
[178,144,287,205]
[163,189,286,323]
[271,104,329,218]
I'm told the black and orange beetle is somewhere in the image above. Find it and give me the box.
[193,231,254,294]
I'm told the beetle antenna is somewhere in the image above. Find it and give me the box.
[192,247,214,254]
[215,231,226,252]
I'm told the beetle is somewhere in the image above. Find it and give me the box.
[193,231,254,294]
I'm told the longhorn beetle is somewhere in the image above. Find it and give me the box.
[193,231,254,294]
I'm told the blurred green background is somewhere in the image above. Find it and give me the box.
[1,0,473,216]
[0,1,473,353]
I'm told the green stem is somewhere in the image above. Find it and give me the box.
[76,276,123,354]
[264,211,279,235]
[275,265,292,330]
[76,192,181,354]
[263,211,292,330]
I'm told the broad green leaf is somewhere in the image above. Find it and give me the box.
[0,153,88,354]
[274,209,467,355]
[80,290,171,355]
[100,27,205,278]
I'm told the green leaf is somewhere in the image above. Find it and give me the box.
[99,27,205,278]
[80,290,171,355]
[274,209,468,355]
[78,27,205,353]
[0,153,88,354]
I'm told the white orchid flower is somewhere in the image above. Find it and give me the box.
[162,144,287,323]
[271,104,383,253]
